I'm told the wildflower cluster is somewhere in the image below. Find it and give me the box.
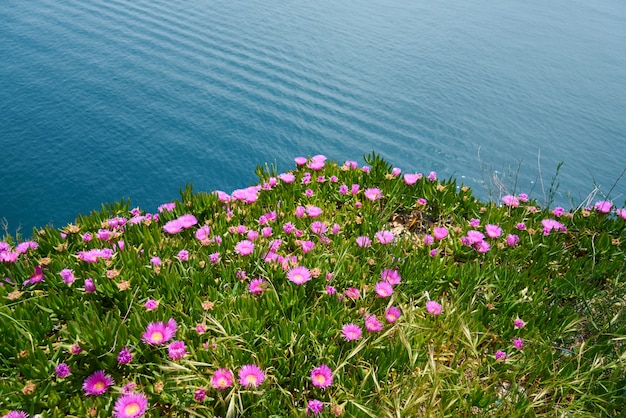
[1,153,624,416]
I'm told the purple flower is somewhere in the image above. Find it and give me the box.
[55,363,70,378]
[404,173,419,185]
[144,299,159,311]
[495,350,508,361]
[287,266,311,285]
[365,314,383,332]
[501,195,520,207]
[375,230,394,244]
[84,278,96,293]
[211,368,234,389]
[143,318,177,345]
[514,318,526,329]
[118,347,133,365]
[248,278,266,294]
[59,268,75,285]
[513,338,524,350]
[433,227,448,240]
[176,250,189,261]
[364,188,382,201]
[2,412,28,418]
[385,306,402,323]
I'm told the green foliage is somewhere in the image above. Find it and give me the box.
[0,154,625,417]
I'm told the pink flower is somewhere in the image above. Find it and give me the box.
[552,207,565,217]
[238,364,265,388]
[433,227,448,240]
[616,208,626,219]
[143,319,177,345]
[476,240,491,253]
[3,412,28,418]
[365,314,383,332]
[325,285,337,295]
[541,219,567,235]
[83,370,114,395]
[364,188,382,201]
[300,240,316,253]
[391,167,401,176]
[514,318,526,329]
[196,323,207,334]
[351,184,360,195]
[342,324,362,341]
[306,206,322,218]
[355,236,371,248]
[375,281,394,298]
[311,221,327,235]
[287,266,311,285]
[375,230,394,244]
[339,184,348,194]
[345,160,358,169]
[248,278,266,294]
[294,156,308,166]
[404,173,419,185]
[84,278,96,293]
[594,200,613,213]
[311,364,333,388]
[425,300,442,316]
[506,234,520,247]
[307,399,324,416]
[113,392,148,418]
[516,223,526,230]
[423,234,434,246]
[145,299,159,311]
[427,171,437,181]
[209,252,220,264]
[235,240,255,256]
[469,218,481,227]
[344,287,360,300]
[501,195,520,207]
[295,206,306,218]
[158,202,176,212]
[385,306,402,323]
[261,227,273,238]
[55,363,70,378]
[495,350,508,361]
[69,343,82,355]
[513,338,524,350]
[59,268,75,285]
[485,224,502,238]
[279,172,296,183]
[195,225,211,242]
[168,340,187,360]
[176,250,189,261]
[163,219,183,234]
[381,269,401,285]
[212,368,234,389]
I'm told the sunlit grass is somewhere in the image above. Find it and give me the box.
[1,153,624,417]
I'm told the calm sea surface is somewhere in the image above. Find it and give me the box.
[1,0,625,235]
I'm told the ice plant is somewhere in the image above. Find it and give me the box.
[143,319,177,345]
[287,266,311,285]
[117,347,133,365]
[211,368,234,390]
[2,412,28,418]
[426,300,442,316]
[375,281,394,298]
[307,399,324,416]
[342,323,362,341]
[514,318,526,329]
[365,314,383,332]
[113,392,148,418]
[513,338,524,350]
[248,278,266,294]
[385,306,402,323]
[238,364,266,388]
[364,187,382,201]
[55,363,70,378]
[168,340,187,360]
[144,299,159,311]
[235,240,255,256]
[311,364,333,388]
[83,370,114,395]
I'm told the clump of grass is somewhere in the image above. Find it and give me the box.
[1,152,625,417]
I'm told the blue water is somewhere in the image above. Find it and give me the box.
[1,0,625,235]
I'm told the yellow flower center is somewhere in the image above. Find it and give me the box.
[314,374,326,385]
[124,403,140,415]
[218,377,228,387]
[245,375,258,385]
[294,274,303,282]
[94,381,105,390]
[151,331,163,343]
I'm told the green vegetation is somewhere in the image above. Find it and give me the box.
[1,154,624,417]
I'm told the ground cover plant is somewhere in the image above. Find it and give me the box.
[1,153,625,417]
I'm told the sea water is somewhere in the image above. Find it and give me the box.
[1,0,625,234]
